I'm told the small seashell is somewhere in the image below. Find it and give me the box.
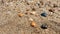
[29,18,33,21]
[18,13,24,17]
[30,11,36,15]
[31,21,36,27]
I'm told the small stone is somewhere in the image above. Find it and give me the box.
[31,21,36,27]
[25,11,29,14]
[53,4,58,8]
[18,13,24,17]
[49,9,54,13]
[41,12,47,17]
[41,24,48,29]
[32,8,36,11]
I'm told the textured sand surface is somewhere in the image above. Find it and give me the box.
[0,0,60,34]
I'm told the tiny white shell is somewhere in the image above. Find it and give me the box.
[30,12,36,15]
[29,18,33,21]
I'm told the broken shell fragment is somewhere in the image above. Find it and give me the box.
[29,18,33,21]
[18,13,24,17]
[30,11,36,15]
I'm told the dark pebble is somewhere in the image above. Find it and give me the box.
[41,12,47,17]
[32,8,36,11]
[49,9,54,13]
[53,4,58,8]
[41,24,48,29]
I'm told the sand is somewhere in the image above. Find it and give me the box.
[0,0,60,34]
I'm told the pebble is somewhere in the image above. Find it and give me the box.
[32,8,36,11]
[49,9,54,13]
[53,4,58,8]
[41,24,48,29]
[31,21,37,27]
[41,12,47,17]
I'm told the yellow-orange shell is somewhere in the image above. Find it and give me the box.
[18,13,24,17]
[31,21,36,27]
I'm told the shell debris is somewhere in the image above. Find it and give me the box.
[29,18,34,21]
[18,13,24,17]
[30,11,36,15]
[30,11,38,16]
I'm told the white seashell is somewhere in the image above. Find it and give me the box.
[30,12,36,15]
[29,18,33,21]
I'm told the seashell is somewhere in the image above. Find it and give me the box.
[30,11,36,15]
[31,21,36,27]
[18,13,24,17]
[29,18,33,21]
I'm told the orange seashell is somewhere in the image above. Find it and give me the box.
[18,13,24,17]
[31,21,36,27]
